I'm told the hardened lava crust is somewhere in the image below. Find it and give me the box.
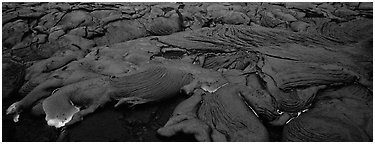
[2,2,372,142]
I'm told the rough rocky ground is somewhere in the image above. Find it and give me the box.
[2,2,373,142]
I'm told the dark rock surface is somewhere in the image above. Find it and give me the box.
[2,2,372,142]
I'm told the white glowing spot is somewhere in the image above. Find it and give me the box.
[296,112,302,117]
[302,109,309,113]
[13,114,20,122]
[45,101,80,128]
[286,117,294,124]
[47,119,67,128]
[52,88,60,95]
[277,109,284,115]
[248,105,259,118]
[201,83,228,93]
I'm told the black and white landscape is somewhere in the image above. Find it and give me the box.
[2,2,373,142]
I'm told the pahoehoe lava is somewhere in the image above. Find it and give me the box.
[2,2,373,142]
